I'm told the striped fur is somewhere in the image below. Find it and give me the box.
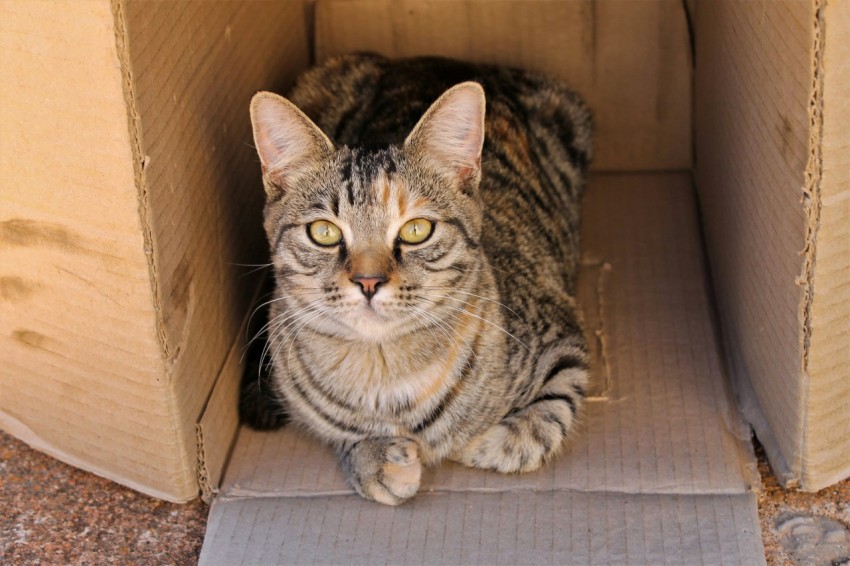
[247,54,592,505]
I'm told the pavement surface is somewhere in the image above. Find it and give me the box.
[1,431,207,564]
[2,430,849,565]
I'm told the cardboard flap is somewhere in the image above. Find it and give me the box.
[201,174,762,562]
[315,0,692,172]
[201,492,765,565]
[0,0,312,502]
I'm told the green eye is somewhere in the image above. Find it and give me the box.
[308,220,343,246]
[398,218,434,244]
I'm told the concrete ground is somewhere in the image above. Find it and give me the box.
[2,430,848,565]
[1,431,207,564]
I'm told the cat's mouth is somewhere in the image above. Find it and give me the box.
[345,296,415,341]
[349,306,393,340]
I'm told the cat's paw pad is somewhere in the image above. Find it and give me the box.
[344,437,422,506]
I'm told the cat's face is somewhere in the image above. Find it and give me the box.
[251,83,486,341]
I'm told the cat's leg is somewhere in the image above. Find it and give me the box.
[339,437,422,505]
[452,352,587,473]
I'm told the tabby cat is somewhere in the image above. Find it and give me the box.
[244,53,592,505]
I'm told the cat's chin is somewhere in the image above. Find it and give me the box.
[348,305,401,342]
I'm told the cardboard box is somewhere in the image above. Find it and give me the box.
[695,0,850,492]
[1,0,310,501]
[1,0,847,562]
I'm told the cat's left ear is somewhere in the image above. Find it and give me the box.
[250,91,334,197]
[404,82,486,189]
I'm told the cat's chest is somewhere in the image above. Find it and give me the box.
[301,337,460,417]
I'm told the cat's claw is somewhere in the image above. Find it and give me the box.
[341,437,422,506]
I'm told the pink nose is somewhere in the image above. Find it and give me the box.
[351,275,386,300]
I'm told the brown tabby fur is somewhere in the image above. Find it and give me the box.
[246,53,592,505]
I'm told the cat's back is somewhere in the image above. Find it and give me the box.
[288,53,591,160]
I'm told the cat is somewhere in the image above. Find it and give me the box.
[244,53,592,505]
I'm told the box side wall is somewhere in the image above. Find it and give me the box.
[804,0,850,490]
[118,0,311,493]
[315,0,692,172]
[695,1,812,484]
[0,0,196,500]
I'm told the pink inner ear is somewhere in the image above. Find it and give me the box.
[406,84,485,183]
[251,93,334,189]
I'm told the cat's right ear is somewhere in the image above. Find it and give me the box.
[250,92,334,197]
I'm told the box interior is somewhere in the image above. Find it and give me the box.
[196,2,772,561]
[157,0,846,561]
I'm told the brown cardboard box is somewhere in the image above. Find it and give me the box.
[1,0,310,502]
[695,0,850,493]
[1,0,847,562]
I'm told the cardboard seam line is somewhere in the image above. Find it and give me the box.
[795,0,826,483]
[579,258,613,399]
[218,483,754,503]
[109,0,169,362]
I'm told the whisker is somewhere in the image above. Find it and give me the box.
[419,296,538,360]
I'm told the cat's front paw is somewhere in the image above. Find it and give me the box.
[341,437,421,506]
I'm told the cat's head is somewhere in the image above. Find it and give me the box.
[250,82,487,342]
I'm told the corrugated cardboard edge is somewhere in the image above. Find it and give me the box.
[795,0,825,490]
[196,342,241,503]
[109,0,197,497]
[196,277,271,503]
[800,0,850,490]
[110,0,168,358]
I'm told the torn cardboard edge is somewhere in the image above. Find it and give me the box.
[795,0,825,486]
[197,344,241,504]
[578,258,613,398]
[111,0,167,359]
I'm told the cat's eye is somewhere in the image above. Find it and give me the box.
[398,218,434,244]
[308,220,343,246]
